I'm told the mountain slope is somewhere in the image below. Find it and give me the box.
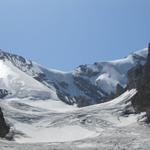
[0,59,58,100]
[0,48,148,106]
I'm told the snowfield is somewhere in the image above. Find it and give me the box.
[1,90,150,149]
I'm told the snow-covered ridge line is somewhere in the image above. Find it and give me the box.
[0,48,148,73]
[0,48,148,106]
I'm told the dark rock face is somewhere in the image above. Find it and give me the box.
[0,108,9,137]
[0,89,9,98]
[0,50,33,72]
[115,84,126,97]
[0,88,10,138]
[74,77,103,100]
[127,64,143,90]
[57,91,75,105]
[33,73,46,82]
[128,43,150,121]
[54,75,111,107]
[76,65,100,77]
[75,96,93,107]
[58,81,69,89]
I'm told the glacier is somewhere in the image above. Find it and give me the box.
[0,90,150,149]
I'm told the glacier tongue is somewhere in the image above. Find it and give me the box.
[0,89,142,144]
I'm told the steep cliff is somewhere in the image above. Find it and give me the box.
[128,43,150,121]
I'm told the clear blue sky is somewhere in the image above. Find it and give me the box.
[0,0,150,71]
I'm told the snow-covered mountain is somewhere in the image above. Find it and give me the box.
[0,48,148,107]
[0,49,148,105]
[0,48,150,149]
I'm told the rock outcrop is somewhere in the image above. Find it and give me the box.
[0,89,9,99]
[0,108,9,138]
[115,83,126,97]
[128,43,150,121]
[0,89,10,138]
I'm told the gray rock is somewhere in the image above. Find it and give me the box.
[127,43,150,122]
[0,107,9,138]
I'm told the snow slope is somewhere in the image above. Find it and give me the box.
[0,60,58,100]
